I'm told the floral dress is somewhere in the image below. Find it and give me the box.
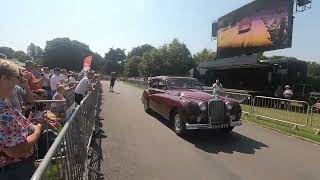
[0,100,35,167]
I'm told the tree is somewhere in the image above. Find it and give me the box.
[27,43,36,58]
[193,48,216,64]
[308,61,320,77]
[139,49,166,76]
[91,52,104,73]
[13,51,31,62]
[43,38,92,70]
[124,56,143,77]
[127,44,155,58]
[137,39,193,77]
[104,48,126,74]
[166,39,194,76]
[27,43,43,60]
[0,47,15,59]
[0,53,7,59]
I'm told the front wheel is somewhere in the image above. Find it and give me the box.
[220,127,234,133]
[144,101,151,113]
[172,111,186,135]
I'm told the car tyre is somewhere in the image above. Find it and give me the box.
[221,127,234,133]
[144,101,151,113]
[172,111,186,135]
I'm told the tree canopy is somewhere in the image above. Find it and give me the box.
[0,47,15,59]
[127,44,155,58]
[13,51,31,62]
[104,48,126,75]
[43,38,92,70]
[27,43,43,61]
[193,48,216,65]
[136,39,194,77]
[124,56,143,77]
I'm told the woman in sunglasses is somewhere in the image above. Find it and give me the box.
[0,59,45,179]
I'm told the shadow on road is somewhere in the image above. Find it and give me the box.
[148,111,268,155]
[183,131,268,154]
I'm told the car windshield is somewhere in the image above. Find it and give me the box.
[167,78,202,89]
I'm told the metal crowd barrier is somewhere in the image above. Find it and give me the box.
[310,103,320,135]
[31,85,101,179]
[225,92,253,114]
[253,96,309,127]
[127,78,148,87]
[32,100,66,162]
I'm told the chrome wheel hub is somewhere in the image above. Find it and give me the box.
[174,114,182,130]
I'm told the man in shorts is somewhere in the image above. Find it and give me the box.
[109,72,116,92]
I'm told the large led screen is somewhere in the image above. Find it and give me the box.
[216,0,294,59]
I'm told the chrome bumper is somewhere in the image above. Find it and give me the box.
[185,121,242,130]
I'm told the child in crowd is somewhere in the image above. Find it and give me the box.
[51,85,66,114]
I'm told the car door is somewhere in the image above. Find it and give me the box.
[148,79,160,111]
[155,79,168,116]
[149,79,166,114]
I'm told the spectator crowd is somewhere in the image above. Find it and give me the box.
[0,59,100,179]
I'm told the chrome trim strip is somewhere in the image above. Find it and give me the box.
[186,121,241,130]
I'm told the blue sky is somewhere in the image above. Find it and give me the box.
[0,0,319,62]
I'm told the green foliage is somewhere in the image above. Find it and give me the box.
[27,43,43,60]
[165,39,194,75]
[137,39,193,77]
[13,51,31,62]
[307,61,320,77]
[104,48,126,75]
[124,56,143,77]
[0,53,7,59]
[43,38,92,70]
[127,44,155,58]
[0,47,15,59]
[139,48,166,76]
[92,52,104,72]
[193,48,216,64]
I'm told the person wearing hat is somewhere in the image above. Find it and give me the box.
[283,85,293,99]
[23,60,45,91]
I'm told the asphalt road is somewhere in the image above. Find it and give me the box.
[100,81,320,180]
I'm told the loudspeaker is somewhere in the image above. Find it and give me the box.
[212,22,217,38]
[296,0,311,6]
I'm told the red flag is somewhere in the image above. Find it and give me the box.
[83,55,93,71]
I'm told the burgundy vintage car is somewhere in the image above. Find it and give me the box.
[141,76,242,135]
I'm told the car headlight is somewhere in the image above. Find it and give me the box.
[199,102,207,111]
[226,103,233,111]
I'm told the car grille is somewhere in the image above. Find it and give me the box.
[208,99,225,123]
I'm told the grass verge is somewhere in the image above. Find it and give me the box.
[242,113,320,144]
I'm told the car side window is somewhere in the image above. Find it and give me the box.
[158,80,166,90]
[150,79,158,88]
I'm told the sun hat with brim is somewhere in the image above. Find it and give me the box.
[25,60,35,66]
[285,85,290,89]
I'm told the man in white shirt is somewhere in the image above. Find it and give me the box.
[75,71,94,104]
[212,79,224,96]
[50,68,62,98]
[59,69,69,85]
